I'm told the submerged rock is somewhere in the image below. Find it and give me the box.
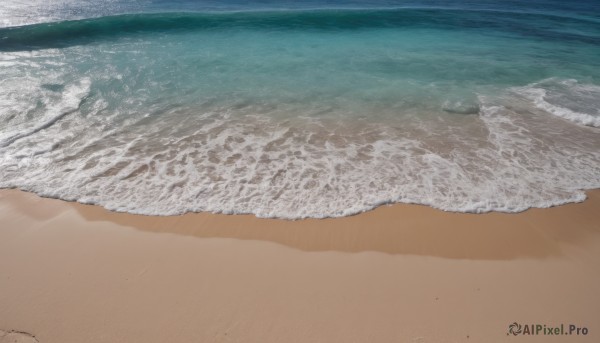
[442,100,480,115]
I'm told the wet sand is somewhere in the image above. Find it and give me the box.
[1,188,599,342]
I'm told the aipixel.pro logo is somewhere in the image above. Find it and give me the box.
[507,322,589,336]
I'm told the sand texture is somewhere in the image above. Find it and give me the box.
[1,189,599,342]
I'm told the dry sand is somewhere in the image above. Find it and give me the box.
[1,188,599,342]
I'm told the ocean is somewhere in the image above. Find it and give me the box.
[1,0,599,218]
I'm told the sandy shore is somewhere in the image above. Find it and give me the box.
[1,188,599,342]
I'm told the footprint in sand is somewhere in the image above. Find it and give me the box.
[0,330,38,343]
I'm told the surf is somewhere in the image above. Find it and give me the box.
[1,8,599,50]
[1,2,599,219]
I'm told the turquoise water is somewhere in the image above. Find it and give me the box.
[1,2,599,218]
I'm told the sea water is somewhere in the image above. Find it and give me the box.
[1,0,599,218]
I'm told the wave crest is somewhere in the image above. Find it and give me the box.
[2,8,599,50]
[515,78,600,127]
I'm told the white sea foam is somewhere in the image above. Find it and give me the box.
[1,77,600,218]
[516,78,600,127]
[0,78,90,148]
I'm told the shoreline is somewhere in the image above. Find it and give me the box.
[3,188,600,258]
[1,188,599,342]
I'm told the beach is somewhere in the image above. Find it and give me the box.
[1,188,599,342]
[2,1,600,341]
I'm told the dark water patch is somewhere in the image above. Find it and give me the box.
[1,8,599,51]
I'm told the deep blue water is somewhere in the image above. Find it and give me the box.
[1,1,599,218]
